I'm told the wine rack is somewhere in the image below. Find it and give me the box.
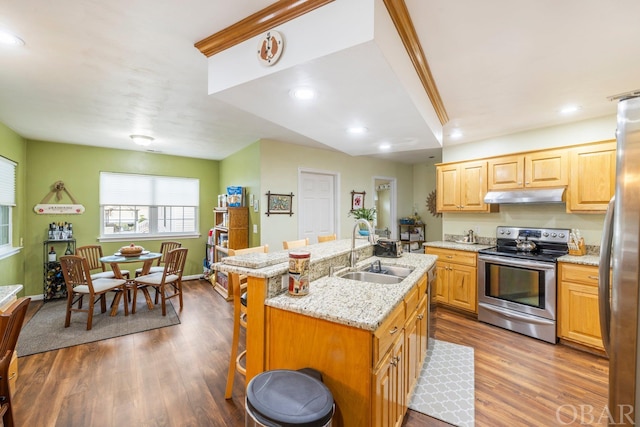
[43,239,76,301]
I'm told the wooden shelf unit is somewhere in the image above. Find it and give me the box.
[211,207,248,300]
[398,223,425,253]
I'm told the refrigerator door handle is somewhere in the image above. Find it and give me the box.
[598,196,614,355]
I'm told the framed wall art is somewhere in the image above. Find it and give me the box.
[351,190,366,211]
[266,191,294,216]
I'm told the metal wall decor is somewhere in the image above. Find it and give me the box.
[265,191,294,216]
[426,189,441,218]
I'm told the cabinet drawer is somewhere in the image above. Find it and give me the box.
[373,303,405,367]
[559,263,600,287]
[404,286,419,314]
[426,247,477,267]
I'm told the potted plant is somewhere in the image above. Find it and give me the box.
[349,206,376,235]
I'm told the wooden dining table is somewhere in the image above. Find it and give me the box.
[100,251,162,315]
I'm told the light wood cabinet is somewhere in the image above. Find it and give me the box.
[567,140,616,213]
[436,160,492,212]
[373,330,405,427]
[488,148,569,190]
[558,262,605,350]
[212,207,248,300]
[426,247,477,313]
[265,273,429,427]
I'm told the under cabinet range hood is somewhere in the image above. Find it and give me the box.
[483,187,566,204]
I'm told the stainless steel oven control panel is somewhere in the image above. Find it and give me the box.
[495,226,570,243]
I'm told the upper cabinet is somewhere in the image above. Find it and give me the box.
[567,140,616,213]
[488,148,569,190]
[437,160,493,212]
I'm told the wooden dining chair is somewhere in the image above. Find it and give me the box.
[132,248,188,315]
[317,233,337,243]
[76,245,130,280]
[134,241,182,277]
[60,255,128,330]
[0,297,30,427]
[283,238,309,249]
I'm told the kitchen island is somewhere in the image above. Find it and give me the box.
[215,239,437,426]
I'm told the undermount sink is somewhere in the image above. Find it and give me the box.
[338,271,404,284]
[362,264,414,278]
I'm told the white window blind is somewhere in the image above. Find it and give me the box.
[0,157,16,206]
[100,172,199,206]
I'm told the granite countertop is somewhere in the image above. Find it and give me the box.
[424,240,494,252]
[215,238,372,278]
[0,285,23,308]
[557,254,601,266]
[265,252,437,331]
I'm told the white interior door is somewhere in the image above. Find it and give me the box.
[298,170,337,243]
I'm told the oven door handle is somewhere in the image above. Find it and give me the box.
[478,254,556,271]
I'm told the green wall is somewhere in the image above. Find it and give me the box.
[219,141,261,247]
[24,140,219,297]
[0,123,27,290]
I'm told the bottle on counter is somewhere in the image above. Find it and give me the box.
[68,223,73,238]
[48,246,56,262]
[64,242,72,255]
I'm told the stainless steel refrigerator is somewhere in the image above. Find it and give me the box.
[600,93,640,425]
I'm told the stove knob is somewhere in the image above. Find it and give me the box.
[543,232,549,237]
[499,230,505,235]
[558,233,565,238]
[551,233,557,237]
[506,230,511,235]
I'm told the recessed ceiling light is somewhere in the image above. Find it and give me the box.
[450,130,463,139]
[560,105,581,114]
[0,31,25,46]
[130,134,154,146]
[347,126,367,135]
[290,87,316,100]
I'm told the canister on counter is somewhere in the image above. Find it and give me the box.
[288,250,310,296]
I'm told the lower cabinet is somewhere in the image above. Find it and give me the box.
[265,273,429,427]
[373,331,405,427]
[426,247,477,313]
[558,262,605,351]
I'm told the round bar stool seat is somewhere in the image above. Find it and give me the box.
[246,369,334,427]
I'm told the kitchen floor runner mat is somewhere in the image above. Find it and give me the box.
[408,339,475,427]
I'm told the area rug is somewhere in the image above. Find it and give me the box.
[408,339,475,427]
[17,296,180,356]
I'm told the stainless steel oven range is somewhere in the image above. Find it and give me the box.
[477,226,570,344]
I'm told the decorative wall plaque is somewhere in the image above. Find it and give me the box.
[34,180,85,215]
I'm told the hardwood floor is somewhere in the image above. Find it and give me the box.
[14,280,608,426]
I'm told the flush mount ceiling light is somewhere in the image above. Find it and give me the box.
[379,143,391,151]
[130,134,154,146]
[347,126,368,135]
[0,30,25,46]
[290,87,316,100]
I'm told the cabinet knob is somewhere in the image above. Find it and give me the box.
[417,314,424,320]
[446,255,453,259]
[389,326,399,335]
[390,358,398,367]
[587,275,599,281]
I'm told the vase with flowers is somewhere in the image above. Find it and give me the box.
[349,206,376,236]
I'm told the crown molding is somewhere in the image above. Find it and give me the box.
[382,0,449,125]
[194,0,334,57]
[194,0,449,126]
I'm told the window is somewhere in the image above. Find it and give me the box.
[0,156,16,257]
[99,172,199,240]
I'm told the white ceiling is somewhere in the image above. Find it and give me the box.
[1,0,639,165]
